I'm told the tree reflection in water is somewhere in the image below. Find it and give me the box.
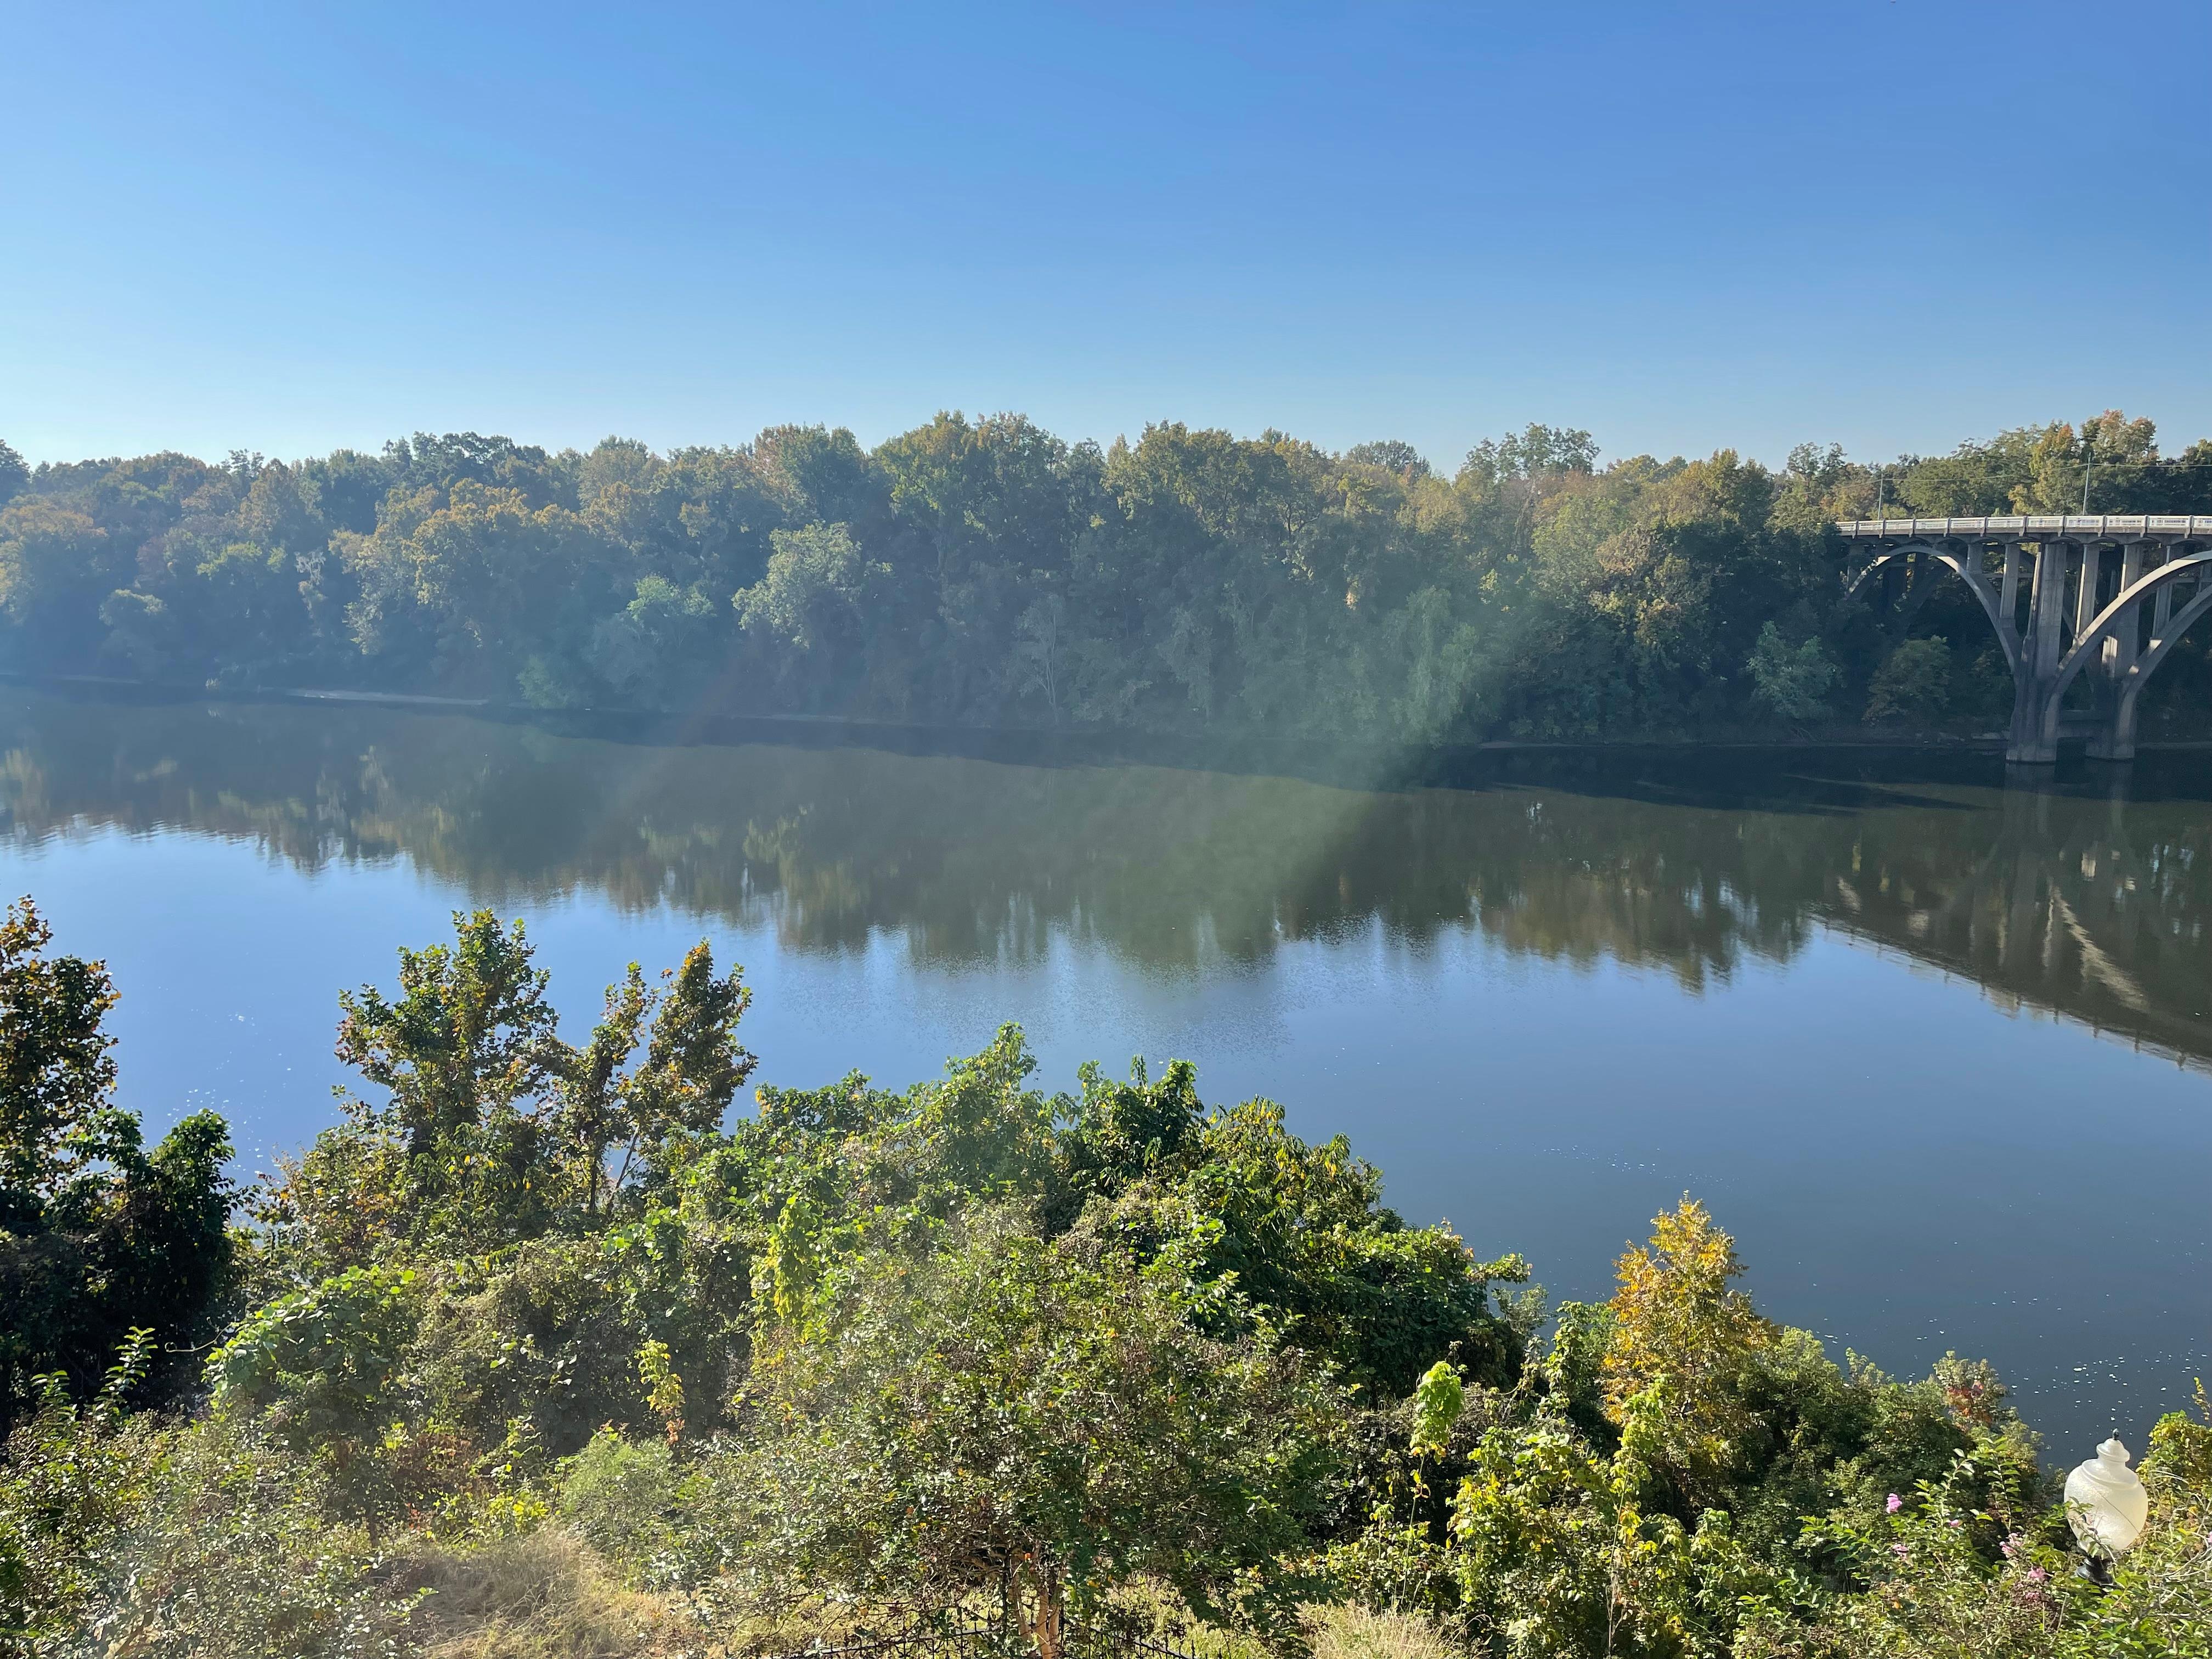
[0,687,2207,1069]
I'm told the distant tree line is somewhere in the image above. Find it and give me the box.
[2,409,2209,740]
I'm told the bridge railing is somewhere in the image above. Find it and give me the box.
[1835,515,2212,539]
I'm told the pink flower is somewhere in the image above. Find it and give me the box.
[1892,1543,1911,1558]
[2025,1567,2047,1583]
[1886,1494,1903,1513]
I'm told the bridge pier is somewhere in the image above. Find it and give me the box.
[2085,538,2148,761]
[2006,539,2069,764]
[1839,514,2212,765]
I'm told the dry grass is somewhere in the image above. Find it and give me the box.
[1304,1604,1470,1659]
[704,1599,889,1658]
[389,1543,1472,1659]
[398,1529,703,1658]
[1099,1581,1470,1659]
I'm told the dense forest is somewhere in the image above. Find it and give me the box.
[5,902,2210,1657]
[4,411,2211,743]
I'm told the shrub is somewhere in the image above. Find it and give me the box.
[1865,637,1954,724]
[0,1357,416,1658]
[0,898,236,1426]
[691,1206,1351,1646]
[556,1429,682,1584]
[1748,623,1839,722]
[207,1263,425,1527]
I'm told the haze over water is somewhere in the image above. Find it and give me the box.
[3,687,2206,1453]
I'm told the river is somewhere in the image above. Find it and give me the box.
[4,685,2207,1453]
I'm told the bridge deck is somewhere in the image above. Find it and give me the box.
[1837,515,2212,539]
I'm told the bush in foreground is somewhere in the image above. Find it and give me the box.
[6,909,2212,1657]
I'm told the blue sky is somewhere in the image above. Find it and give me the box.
[3,2,2208,472]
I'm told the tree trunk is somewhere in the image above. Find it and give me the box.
[1035,1560,1064,1659]
[1013,1553,1065,1659]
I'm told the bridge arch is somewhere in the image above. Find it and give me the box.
[1836,517,2212,760]
[1844,539,2021,674]
[2039,551,2212,755]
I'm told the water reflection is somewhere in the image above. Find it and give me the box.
[1830,785,2212,1064]
[1,688,2207,1069]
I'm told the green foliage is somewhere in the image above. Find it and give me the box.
[1748,622,1840,722]
[0,1340,416,1657]
[1463,424,1600,486]
[1410,1362,1464,1459]
[0,899,235,1425]
[15,408,2209,739]
[697,1207,1349,1639]
[1865,637,1955,725]
[208,1263,424,1524]
[218,915,766,1507]
[1602,1195,1781,1503]
[1056,1062,1531,1398]
[1448,1399,1728,1659]
[1406,1201,2074,1657]
[556,1426,683,1582]
[0,501,126,663]
[9,910,2212,1655]
[405,1237,677,1455]
[737,521,879,651]
[269,910,752,1268]
[335,908,566,1159]
[0,896,123,1201]
[1734,1408,2212,1657]
[712,1027,1522,1410]
[0,1335,156,1646]
[558,940,757,1219]
[757,1194,822,1329]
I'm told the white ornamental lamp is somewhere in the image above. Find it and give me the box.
[2064,1438,2148,1578]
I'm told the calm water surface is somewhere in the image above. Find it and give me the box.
[5,689,2208,1452]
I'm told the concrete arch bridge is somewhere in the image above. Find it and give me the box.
[1838,515,2212,762]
